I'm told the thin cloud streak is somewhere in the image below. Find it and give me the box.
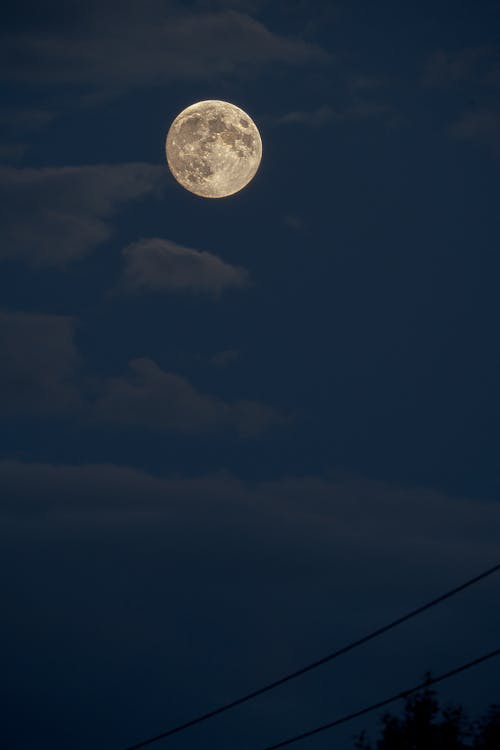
[90,357,284,437]
[120,238,250,296]
[0,4,330,95]
[0,310,81,414]
[0,163,164,266]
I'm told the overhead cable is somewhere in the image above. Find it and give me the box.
[124,561,500,750]
[260,646,500,750]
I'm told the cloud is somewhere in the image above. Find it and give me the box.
[283,214,304,231]
[424,45,500,157]
[275,105,336,127]
[1,460,499,573]
[120,238,249,295]
[424,46,500,87]
[0,107,55,132]
[0,310,80,414]
[1,4,329,94]
[451,108,500,157]
[0,307,280,436]
[0,143,27,161]
[210,348,240,367]
[272,100,395,128]
[194,0,267,11]
[348,74,387,90]
[90,357,283,437]
[0,163,164,266]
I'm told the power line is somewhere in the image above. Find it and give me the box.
[260,646,500,750]
[124,561,500,750]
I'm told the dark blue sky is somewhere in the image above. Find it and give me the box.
[1,1,500,749]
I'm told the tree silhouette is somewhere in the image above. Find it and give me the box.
[354,678,500,750]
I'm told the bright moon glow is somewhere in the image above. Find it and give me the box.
[166,100,262,198]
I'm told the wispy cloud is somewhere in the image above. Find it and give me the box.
[0,307,282,437]
[424,44,500,157]
[451,108,500,157]
[210,349,240,368]
[0,310,81,414]
[273,105,336,127]
[271,100,396,128]
[1,461,499,576]
[0,143,28,162]
[0,163,164,266]
[91,357,284,437]
[1,4,329,96]
[0,107,55,132]
[424,45,500,87]
[120,238,250,296]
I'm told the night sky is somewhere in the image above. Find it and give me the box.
[1,1,500,748]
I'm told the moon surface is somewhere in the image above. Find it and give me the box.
[166,100,262,198]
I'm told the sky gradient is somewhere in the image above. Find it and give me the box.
[1,1,500,748]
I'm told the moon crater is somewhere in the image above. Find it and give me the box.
[166,100,262,198]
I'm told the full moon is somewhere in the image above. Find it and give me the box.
[165,100,262,198]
